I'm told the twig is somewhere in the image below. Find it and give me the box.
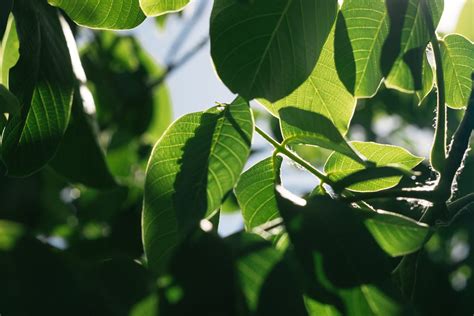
[147,36,209,89]
[254,125,334,185]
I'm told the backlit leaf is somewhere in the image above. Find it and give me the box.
[279,107,366,164]
[335,0,389,97]
[143,97,253,274]
[261,28,356,133]
[2,0,74,176]
[210,0,337,102]
[140,0,190,16]
[440,34,474,109]
[359,209,430,256]
[235,156,282,230]
[382,0,443,93]
[324,142,423,192]
[48,0,146,30]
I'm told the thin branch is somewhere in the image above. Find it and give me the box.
[164,0,208,64]
[342,189,435,203]
[254,126,334,185]
[147,36,209,89]
[437,89,474,200]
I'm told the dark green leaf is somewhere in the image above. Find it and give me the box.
[279,107,366,164]
[0,0,12,40]
[143,97,253,274]
[324,141,423,192]
[2,0,74,176]
[48,0,146,30]
[261,27,356,133]
[160,231,238,315]
[210,0,337,102]
[440,34,474,109]
[50,91,116,189]
[229,232,308,316]
[335,0,389,97]
[235,156,282,230]
[0,83,19,114]
[276,189,405,315]
[140,0,190,16]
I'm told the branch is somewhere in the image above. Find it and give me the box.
[254,125,334,185]
[147,36,209,89]
[437,90,474,200]
[342,189,435,203]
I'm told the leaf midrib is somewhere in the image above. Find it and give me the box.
[248,0,294,94]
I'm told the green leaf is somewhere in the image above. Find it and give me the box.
[143,97,253,274]
[440,34,474,109]
[358,209,430,256]
[140,0,190,16]
[276,190,405,314]
[81,32,172,143]
[335,0,389,97]
[324,141,423,192]
[455,0,474,41]
[49,90,116,189]
[48,0,146,30]
[0,0,12,40]
[235,156,282,230]
[46,16,116,189]
[161,231,238,315]
[0,84,19,114]
[0,15,19,86]
[279,107,366,164]
[2,0,74,176]
[227,233,307,315]
[331,165,416,193]
[210,0,337,102]
[382,0,443,93]
[261,28,356,133]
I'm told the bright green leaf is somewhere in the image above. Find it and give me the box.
[279,107,366,164]
[143,97,253,274]
[140,0,190,16]
[48,0,146,30]
[324,142,423,192]
[335,0,389,97]
[0,15,19,87]
[440,34,474,109]
[2,0,74,176]
[235,156,282,230]
[382,0,443,93]
[261,28,356,133]
[210,0,337,102]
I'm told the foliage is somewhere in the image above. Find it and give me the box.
[0,0,473,315]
